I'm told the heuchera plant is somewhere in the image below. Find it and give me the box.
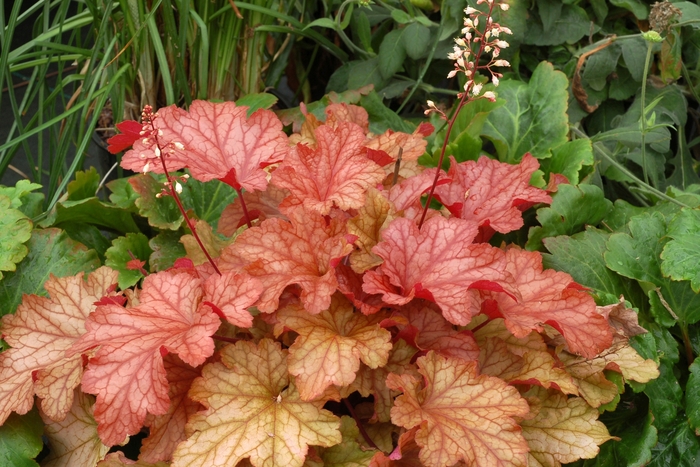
[0,1,660,466]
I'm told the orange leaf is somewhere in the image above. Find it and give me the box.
[98,452,169,466]
[171,339,342,467]
[202,270,262,327]
[276,294,393,400]
[521,387,614,467]
[69,271,221,445]
[140,355,203,463]
[40,390,109,467]
[273,121,385,214]
[217,185,288,235]
[222,206,354,314]
[347,187,392,273]
[0,267,119,424]
[365,127,431,163]
[369,427,423,467]
[387,351,530,467]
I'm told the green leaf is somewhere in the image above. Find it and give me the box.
[360,90,414,134]
[403,23,431,60]
[676,2,700,29]
[390,9,412,24]
[660,30,682,83]
[149,230,186,271]
[582,44,621,92]
[314,416,376,466]
[482,62,569,163]
[355,10,373,52]
[347,58,386,91]
[130,174,184,230]
[235,93,279,116]
[648,421,700,466]
[106,177,140,211]
[583,411,657,467]
[0,228,99,316]
[644,361,683,431]
[0,196,32,281]
[0,408,43,467]
[523,2,590,46]
[105,233,153,289]
[542,227,644,305]
[66,167,100,201]
[620,37,647,82]
[378,29,407,80]
[305,18,337,30]
[661,209,700,292]
[61,222,114,263]
[687,360,700,434]
[178,177,237,232]
[526,184,613,250]
[610,0,648,19]
[41,197,140,234]
[0,180,42,209]
[538,139,594,185]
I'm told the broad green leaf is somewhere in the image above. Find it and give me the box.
[527,184,612,250]
[378,29,407,79]
[482,62,569,163]
[106,177,139,211]
[149,230,186,272]
[0,408,43,467]
[347,58,385,92]
[582,44,621,92]
[610,0,647,18]
[0,228,100,316]
[178,177,237,231]
[582,411,657,467]
[660,30,682,83]
[305,18,337,30]
[0,196,32,281]
[235,93,279,117]
[604,212,700,325]
[0,180,42,209]
[130,174,184,230]
[687,360,700,434]
[620,37,647,82]
[314,416,376,466]
[42,198,140,234]
[105,233,153,289]
[354,10,373,52]
[391,9,412,24]
[676,2,700,29]
[660,208,700,292]
[403,23,431,60]
[644,361,683,431]
[67,167,100,201]
[360,91,414,134]
[542,227,644,306]
[61,223,114,263]
[648,421,700,466]
[523,2,590,46]
[538,139,594,184]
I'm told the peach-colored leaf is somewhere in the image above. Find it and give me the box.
[483,248,612,358]
[336,264,385,315]
[69,271,221,445]
[273,121,385,214]
[122,101,289,191]
[344,339,419,423]
[217,185,288,236]
[521,387,614,467]
[202,270,262,327]
[276,294,392,400]
[98,452,169,466]
[387,351,530,467]
[171,339,342,467]
[326,103,370,132]
[365,126,431,163]
[433,154,551,234]
[347,187,392,273]
[0,267,119,424]
[221,206,354,314]
[140,355,202,463]
[596,298,647,338]
[363,216,507,325]
[40,390,109,467]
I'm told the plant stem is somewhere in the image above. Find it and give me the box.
[342,398,378,450]
[640,40,653,185]
[235,187,253,228]
[213,334,240,344]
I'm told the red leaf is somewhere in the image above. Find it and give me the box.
[221,206,354,314]
[365,127,431,163]
[217,185,288,236]
[363,216,507,325]
[484,248,613,358]
[122,101,289,191]
[336,264,385,315]
[273,121,385,214]
[69,271,221,445]
[434,154,551,234]
[107,120,143,154]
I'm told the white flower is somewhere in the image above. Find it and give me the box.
[471,83,483,96]
[492,75,500,86]
[493,59,510,67]
[175,181,183,194]
[465,6,477,14]
[143,161,150,174]
[483,91,497,101]
[500,3,509,10]
[447,69,458,78]
[501,26,513,35]
[495,40,509,48]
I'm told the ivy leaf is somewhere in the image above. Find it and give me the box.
[0,267,119,424]
[140,355,202,463]
[222,206,354,314]
[40,390,109,467]
[482,248,613,358]
[202,270,262,327]
[482,62,569,163]
[387,351,530,467]
[0,195,32,280]
[0,408,43,467]
[433,154,551,234]
[0,229,100,317]
[171,339,342,467]
[273,121,385,215]
[520,387,614,466]
[69,271,221,445]
[276,294,392,401]
[660,208,700,292]
[105,233,153,289]
[122,101,289,192]
[363,216,507,326]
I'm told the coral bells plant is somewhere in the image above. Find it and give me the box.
[0,3,660,467]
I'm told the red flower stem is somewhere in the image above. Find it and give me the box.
[235,187,253,228]
[342,398,378,450]
[150,126,222,276]
[212,334,240,344]
[418,2,496,229]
